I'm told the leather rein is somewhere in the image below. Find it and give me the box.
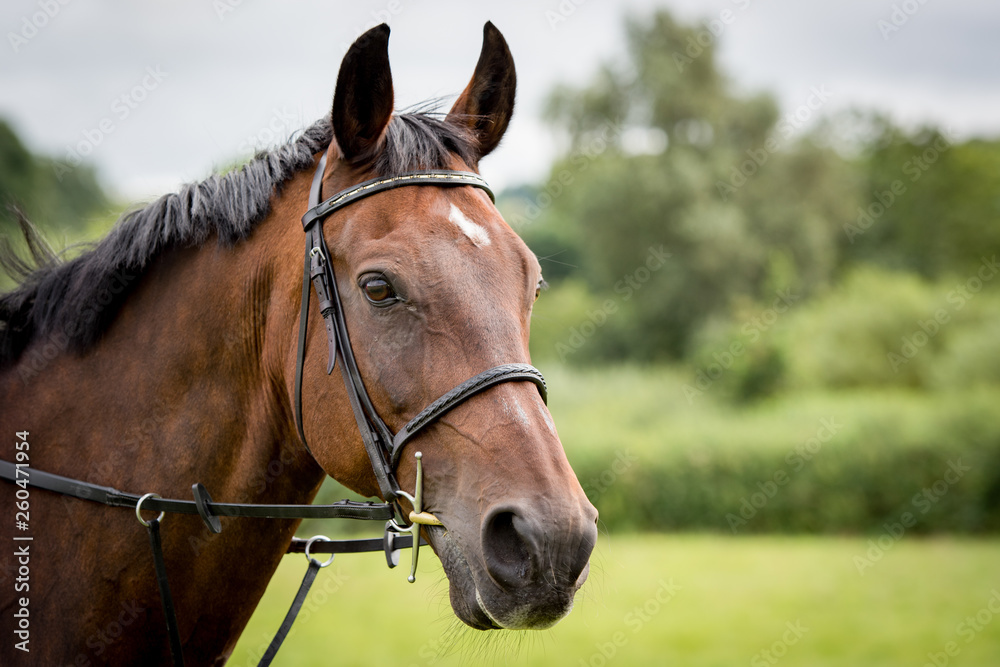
[0,153,549,666]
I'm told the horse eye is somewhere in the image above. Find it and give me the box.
[535,279,548,302]
[361,276,396,304]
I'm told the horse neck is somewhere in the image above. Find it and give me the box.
[1,191,323,506]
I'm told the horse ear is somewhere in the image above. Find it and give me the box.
[447,21,516,162]
[331,23,394,165]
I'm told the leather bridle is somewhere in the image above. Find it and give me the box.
[0,153,550,667]
[293,152,548,504]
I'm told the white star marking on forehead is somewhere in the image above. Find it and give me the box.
[448,203,491,247]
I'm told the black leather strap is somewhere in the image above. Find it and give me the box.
[389,363,547,467]
[257,559,321,667]
[286,534,425,555]
[293,224,314,452]
[147,518,185,667]
[0,461,393,521]
[302,169,494,230]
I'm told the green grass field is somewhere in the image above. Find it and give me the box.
[230,534,1000,666]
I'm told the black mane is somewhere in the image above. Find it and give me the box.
[0,112,477,365]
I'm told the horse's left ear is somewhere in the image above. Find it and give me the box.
[447,22,516,163]
[331,23,394,165]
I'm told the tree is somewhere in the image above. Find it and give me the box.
[0,118,109,241]
[837,116,1000,278]
[516,9,857,361]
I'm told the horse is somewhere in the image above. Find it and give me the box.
[0,21,597,665]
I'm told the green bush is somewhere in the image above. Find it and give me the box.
[562,380,1000,535]
[780,267,939,389]
[684,266,1000,401]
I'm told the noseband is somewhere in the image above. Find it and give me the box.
[293,153,548,504]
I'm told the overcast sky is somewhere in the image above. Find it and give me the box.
[2,0,998,202]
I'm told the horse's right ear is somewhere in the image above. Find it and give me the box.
[331,23,394,165]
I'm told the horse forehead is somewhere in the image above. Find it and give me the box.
[350,188,512,253]
[410,188,502,241]
[338,188,535,293]
[447,202,491,248]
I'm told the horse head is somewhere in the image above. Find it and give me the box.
[294,23,598,630]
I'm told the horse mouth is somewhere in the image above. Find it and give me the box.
[425,526,499,629]
[425,525,583,631]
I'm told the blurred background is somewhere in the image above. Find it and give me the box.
[3,1,999,665]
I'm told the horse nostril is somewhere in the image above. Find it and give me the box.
[481,510,534,588]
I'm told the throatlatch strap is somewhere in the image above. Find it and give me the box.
[146,518,185,667]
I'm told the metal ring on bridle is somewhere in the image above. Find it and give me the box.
[135,492,165,527]
[304,535,336,568]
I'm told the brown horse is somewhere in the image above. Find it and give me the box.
[0,21,597,665]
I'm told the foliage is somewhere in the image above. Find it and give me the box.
[0,118,110,240]
[512,8,1000,378]
[542,364,1000,535]
[685,266,1000,398]
[511,9,859,362]
[836,118,1000,278]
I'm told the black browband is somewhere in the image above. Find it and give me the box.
[294,154,547,502]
